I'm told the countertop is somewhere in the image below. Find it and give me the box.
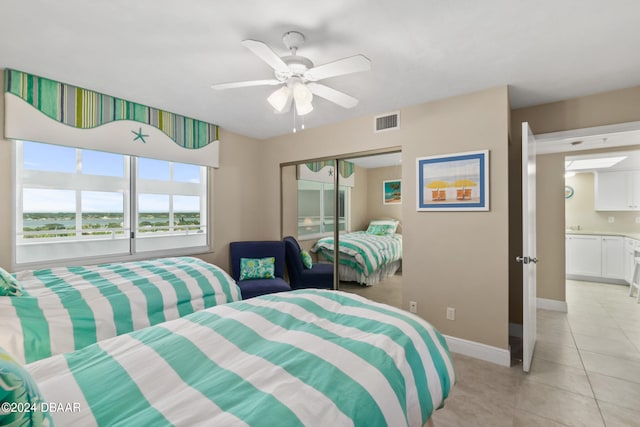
[565,230,640,241]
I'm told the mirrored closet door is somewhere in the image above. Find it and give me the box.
[280,150,403,307]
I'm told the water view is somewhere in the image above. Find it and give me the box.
[23,212,201,238]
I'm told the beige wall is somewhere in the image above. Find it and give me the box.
[536,153,567,302]
[350,165,369,232]
[512,85,640,304]
[266,86,511,350]
[566,171,640,232]
[200,129,266,271]
[366,165,403,230]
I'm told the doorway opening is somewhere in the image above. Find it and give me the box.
[534,121,640,316]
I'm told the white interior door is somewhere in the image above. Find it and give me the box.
[520,122,538,373]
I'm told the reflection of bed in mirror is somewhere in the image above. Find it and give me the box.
[312,220,402,286]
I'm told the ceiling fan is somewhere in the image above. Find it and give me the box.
[211,31,371,115]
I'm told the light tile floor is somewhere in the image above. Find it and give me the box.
[430,279,640,426]
[347,277,640,426]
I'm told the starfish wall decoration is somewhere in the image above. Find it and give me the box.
[131,127,149,143]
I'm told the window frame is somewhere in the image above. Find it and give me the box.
[13,141,211,270]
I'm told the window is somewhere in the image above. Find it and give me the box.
[297,180,348,238]
[15,141,208,266]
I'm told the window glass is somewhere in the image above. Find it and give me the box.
[174,196,201,231]
[22,189,76,238]
[83,151,125,177]
[23,141,75,173]
[138,158,170,181]
[15,140,209,265]
[173,163,200,183]
[138,194,170,233]
[81,191,125,235]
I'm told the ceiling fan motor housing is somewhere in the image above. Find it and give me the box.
[276,55,314,81]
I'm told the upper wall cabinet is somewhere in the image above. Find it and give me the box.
[595,170,640,211]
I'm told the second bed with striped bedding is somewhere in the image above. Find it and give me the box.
[0,257,240,364]
[27,290,455,427]
[313,231,403,285]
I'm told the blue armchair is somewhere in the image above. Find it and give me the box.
[229,241,291,299]
[283,236,334,290]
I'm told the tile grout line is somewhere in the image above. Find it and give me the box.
[565,285,608,427]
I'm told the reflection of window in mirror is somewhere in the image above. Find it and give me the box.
[297,181,348,238]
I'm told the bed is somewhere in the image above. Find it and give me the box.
[20,289,455,426]
[312,220,402,286]
[0,256,240,364]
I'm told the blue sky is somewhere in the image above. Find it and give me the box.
[23,142,201,213]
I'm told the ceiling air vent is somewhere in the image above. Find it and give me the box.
[374,112,400,133]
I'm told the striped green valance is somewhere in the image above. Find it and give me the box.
[298,160,355,187]
[305,160,355,178]
[4,69,218,149]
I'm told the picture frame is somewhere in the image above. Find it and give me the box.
[383,180,402,204]
[416,150,489,211]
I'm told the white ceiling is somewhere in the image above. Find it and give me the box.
[2,1,640,140]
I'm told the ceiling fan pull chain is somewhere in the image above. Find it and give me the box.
[292,103,297,133]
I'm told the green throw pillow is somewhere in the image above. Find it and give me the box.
[301,250,313,269]
[0,348,53,426]
[0,267,23,296]
[239,257,276,280]
[366,220,399,236]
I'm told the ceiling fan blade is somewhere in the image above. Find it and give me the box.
[304,54,371,82]
[241,39,290,74]
[211,79,281,90]
[307,83,359,109]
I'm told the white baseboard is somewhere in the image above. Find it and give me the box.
[537,297,568,312]
[444,335,511,367]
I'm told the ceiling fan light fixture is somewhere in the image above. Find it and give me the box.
[267,86,291,112]
[295,98,313,116]
[292,82,313,115]
[293,82,313,104]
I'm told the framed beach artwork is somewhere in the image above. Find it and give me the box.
[416,150,489,211]
[383,180,402,204]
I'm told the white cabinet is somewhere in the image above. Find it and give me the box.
[595,170,640,211]
[566,235,602,276]
[566,234,629,281]
[601,236,625,280]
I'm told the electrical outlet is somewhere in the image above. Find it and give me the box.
[409,301,417,313]
[446,307,456,320]
[608,216,615,223]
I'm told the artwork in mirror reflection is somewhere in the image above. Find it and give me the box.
[383,180,402,204]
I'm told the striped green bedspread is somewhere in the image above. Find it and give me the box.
[27,290,455,427]
[313,231,402,276]
[1,257,240,364]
